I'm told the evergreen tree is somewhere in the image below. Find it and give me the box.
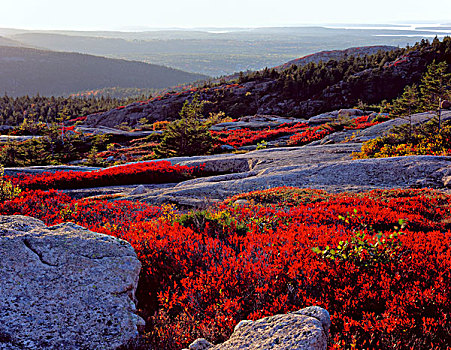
[420,61,451,111]
[420,61,451,129]
[155,95,215,157]
[392,84,421,139]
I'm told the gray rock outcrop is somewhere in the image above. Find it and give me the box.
[313,111,451,145]
[40,143,450,206]
[0,135,43,143]
[350,111,451,142]
[4,165,102,176]
[186,306,330,350]
[118,144,451,206]
[6,110,451,206]
[0,215,144,350]
[210,115,302,131]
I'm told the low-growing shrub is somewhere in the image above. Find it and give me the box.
[1,186,449,349]
[11,161,204,190]
[0,165,21,201]
[354,120,451,158]
[288,124,336,145]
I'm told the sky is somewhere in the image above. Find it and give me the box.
[1,0,450,31]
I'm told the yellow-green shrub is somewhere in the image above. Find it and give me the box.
[0,166,21,201]
[354,123,451,159]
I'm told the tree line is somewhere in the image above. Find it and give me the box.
[0,94,150,126]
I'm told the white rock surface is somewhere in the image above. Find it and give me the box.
[189,338,214,350]
[129,184,148,195]
[128,145,451,206]
[187,306,330,350]
[0,215,144,350]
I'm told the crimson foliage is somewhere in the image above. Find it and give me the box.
[1,185,449,349]
[10,161,202,190]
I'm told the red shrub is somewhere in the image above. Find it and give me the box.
[211,122,308,148]
[1,186,449,349]
[11,161,203,190]
[288,125,335,145]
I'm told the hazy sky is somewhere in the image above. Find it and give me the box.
[1,0,450,30]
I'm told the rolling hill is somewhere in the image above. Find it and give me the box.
[276,45,397,70]
[0,46,207,97]
[5,27,444,76]
[83,37,451,128]
[0,36,25,47]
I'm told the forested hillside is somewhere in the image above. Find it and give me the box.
[4,26,441,76]
[0,95,149,126]
[0,46,207,97]
[275,45,396,70]
[85,37,451,127]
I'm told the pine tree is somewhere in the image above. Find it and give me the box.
[420,61,451,111]
[420,61,451,129]
[392,84,421,139]
[155,95,215,157]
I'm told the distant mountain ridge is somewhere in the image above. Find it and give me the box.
[0,46,207,97]
[276,45,397,70]
[0,36,25,48]
[211,45,398,84]
[3,27,442,76]
[83,38,451,128]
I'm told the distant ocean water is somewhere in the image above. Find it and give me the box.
[325,24,451,37]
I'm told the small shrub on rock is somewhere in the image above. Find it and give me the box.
[156,95,215,157]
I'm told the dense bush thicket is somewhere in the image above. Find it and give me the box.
[355,60,451,159]
[0,184,449,350]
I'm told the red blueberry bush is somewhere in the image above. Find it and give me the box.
[212,122,308,148]
[343,115,380,130]
[287,117,383,146]
[288,124,336,145]
[9,161,204,190]
[0,183,449,350]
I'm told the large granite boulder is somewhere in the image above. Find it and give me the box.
[187,306,330,350]
[0,215,144,350]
